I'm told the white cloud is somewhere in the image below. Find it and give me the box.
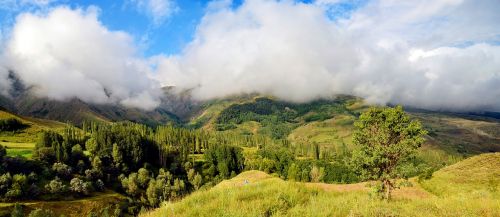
[1,6,160,110]
[155,0,500,111]
[129,0,178,26]
[1,0,499,112]
[0,67,11,96]
[0,0,58,10]
[314,0,346,6]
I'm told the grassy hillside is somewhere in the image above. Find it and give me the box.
[187,94,260,129]
[0,109,67,159]
[0,109,66,143]
[419,153,500,197]
[142,153,500,217]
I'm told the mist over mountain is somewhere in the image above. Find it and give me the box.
[1,0,500,112]
[0,72,198,125]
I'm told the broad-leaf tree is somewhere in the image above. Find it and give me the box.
[352,106,427,199]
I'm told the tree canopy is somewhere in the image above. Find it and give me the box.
[352,106,427,199]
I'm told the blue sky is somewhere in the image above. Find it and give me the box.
[1,0,213,56]
[0,0,364,56]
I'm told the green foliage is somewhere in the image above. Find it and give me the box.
[418,167,436,182]
[27,209,54,217]
[10,203,23,217]
[351,106,427,199]
[5,174,27,199]
[0,118,26,132]
[257,145,294,178]
[123,167,188,208]
[69,178,92,195]
[309,166,324,183]
[204,145,245,180]
[137,168,151,189]
[214,97,354,139]
[52,163,72,179]
[0,144,6,160]
[44,177,67,194]
[191,173,203,190]
[286,163,300,181]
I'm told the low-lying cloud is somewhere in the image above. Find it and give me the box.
[1,0,500,112]
[155,0,500,111]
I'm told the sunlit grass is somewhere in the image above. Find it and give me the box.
[1,141,35,158]
[142,154,500,217]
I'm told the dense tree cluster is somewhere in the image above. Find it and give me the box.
[203,145,245,181]
[0,118,26,132]
[245,142,359,184]
[1,121,259,215]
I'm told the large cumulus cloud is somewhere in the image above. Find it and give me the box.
[1,6,160,110]
[155,0,500,111]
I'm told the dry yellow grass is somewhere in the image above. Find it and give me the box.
[142,153,500,217]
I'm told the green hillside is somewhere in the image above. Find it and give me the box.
[0,109,67,158]
[0,109,66,142]
[142,153,500,217]
[419,153,500,197]
[189,96,500,168]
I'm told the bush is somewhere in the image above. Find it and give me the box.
[0,172,12,195]
[418,167,436,182]
[0,118,26,132]
[95,179,105,192]
[11,202,23,217]
[70,178,92,195]
[44,177,67,194]
[0,145,6,160]
[28,209,55,217]
[33,148,55,164]
[52,163,72,179]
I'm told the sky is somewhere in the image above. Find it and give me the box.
[0,0,499,111]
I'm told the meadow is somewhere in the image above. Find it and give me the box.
[0,142,35,159]
[142,153,500,217]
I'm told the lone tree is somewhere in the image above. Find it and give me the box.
[352,106,427,199]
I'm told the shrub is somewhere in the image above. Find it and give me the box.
[0,145,6,160]
[10,202,23,217]
[28,209,55,217]
[0,118,26,132]
[52,163,72,179]
[418,167,436,182]
[44,177,67,194]
[70,178,92,195]
[0,172,12,194]
[95,179,105,191]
